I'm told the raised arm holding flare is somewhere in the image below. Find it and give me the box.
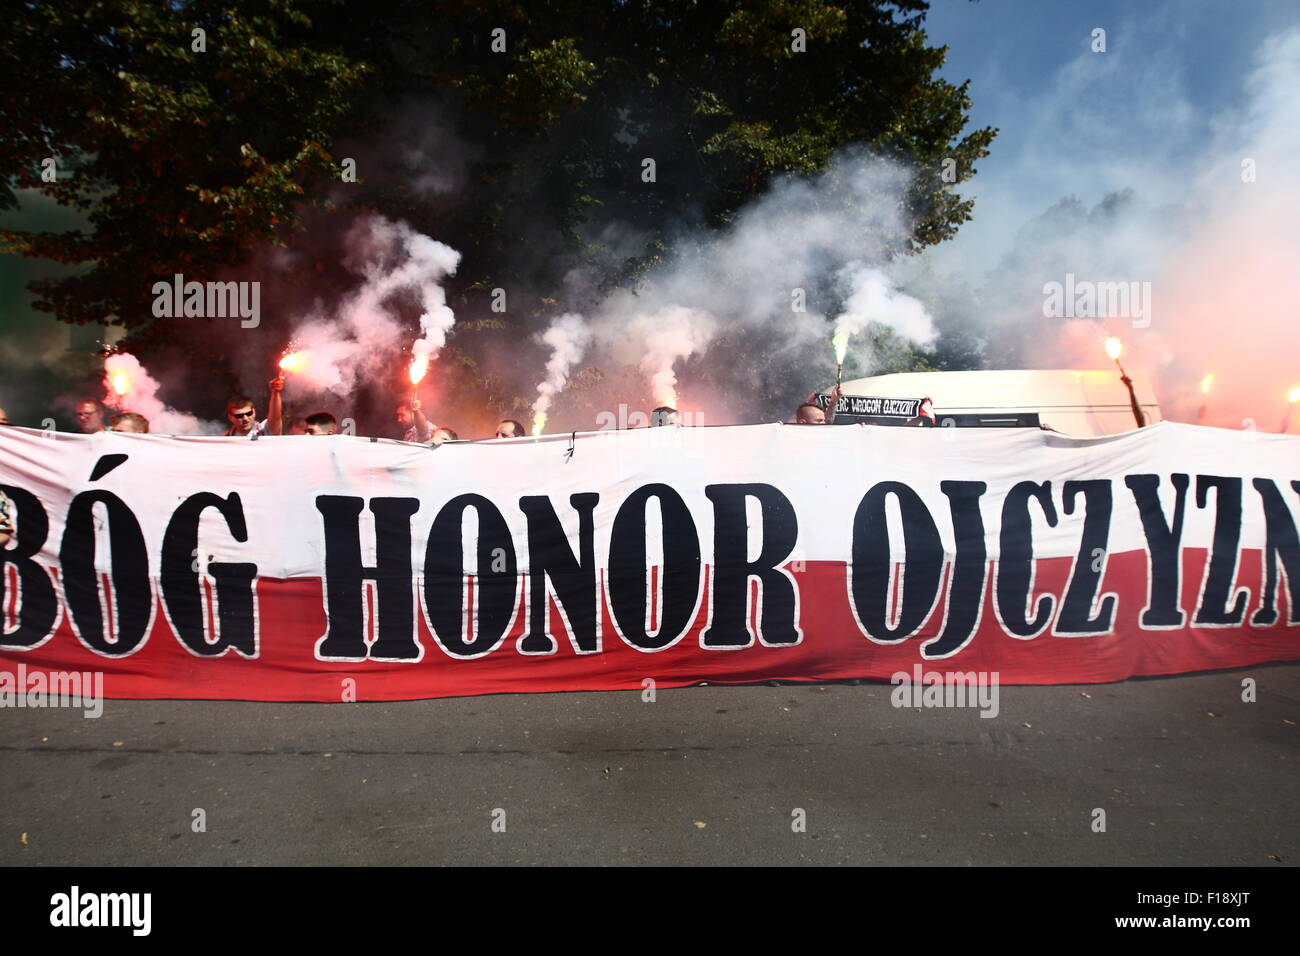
[267,374,284,436]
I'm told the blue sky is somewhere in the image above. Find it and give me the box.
[896,0,1300,421]
[919,0,1300,271]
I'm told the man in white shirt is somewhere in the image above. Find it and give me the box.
[224,376,284,437]
[396,398,433,442]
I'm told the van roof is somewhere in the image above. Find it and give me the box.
[833,369,1161,436]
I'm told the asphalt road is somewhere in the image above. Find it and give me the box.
[1,665,1295,866]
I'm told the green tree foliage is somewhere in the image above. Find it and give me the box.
[2,0,994,338]
[0,1,371,327]
[398,0,996,310]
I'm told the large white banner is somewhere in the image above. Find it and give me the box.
[1,421,1296,699]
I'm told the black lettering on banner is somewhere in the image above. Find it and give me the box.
[1193,476,1248,626]
[518,493,600,654]
[849,482,944,643]
[160,492,258,657]
[608,484,702,651]
[0,485,60,649]
[314,495,421,661]
[994,481,1057,639]
[423,494,519,658]
[88,454,128,482]
[59,490,153,656]
[1124,474,1189,627]
[922,481,987,658]
[700,483,800,648]
[1055,479,1117,634]
[1250,479,1300,626]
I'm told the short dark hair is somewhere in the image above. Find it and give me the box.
[434,425,458,441]
[497,419,525,437]
[227,395,255,412]
[795,403,824,421]
[305,412,337,429]
[650,406,678,426]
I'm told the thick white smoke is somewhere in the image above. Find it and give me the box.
[832,265,935,369]
[531,312,592,433]
[553,150,936,422]
[633,306,718,409]
[287,214,460,398]
[103,352,221,434]
[588,301,719,410]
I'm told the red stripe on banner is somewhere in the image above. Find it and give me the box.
[1,547,1296,701]
[2,563,15,632]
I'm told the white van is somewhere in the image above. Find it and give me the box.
[824,369,1162,437]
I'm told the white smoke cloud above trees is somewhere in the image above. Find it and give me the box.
[905,25,1300,427]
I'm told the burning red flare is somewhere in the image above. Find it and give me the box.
[408,355,429,386]
[278,351,305,372]
[102,352,140,408]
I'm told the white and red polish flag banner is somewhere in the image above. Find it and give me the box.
[1,421,1297,701]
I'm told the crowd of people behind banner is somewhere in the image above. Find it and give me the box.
[0,382,937,548]
[0,379,876,445]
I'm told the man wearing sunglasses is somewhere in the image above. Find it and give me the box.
[223,375,284,437]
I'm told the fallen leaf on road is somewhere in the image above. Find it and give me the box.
[693,821,707,829]
[20,833,28,845]
[112,741,123,747]
[1080,692,1092,699]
